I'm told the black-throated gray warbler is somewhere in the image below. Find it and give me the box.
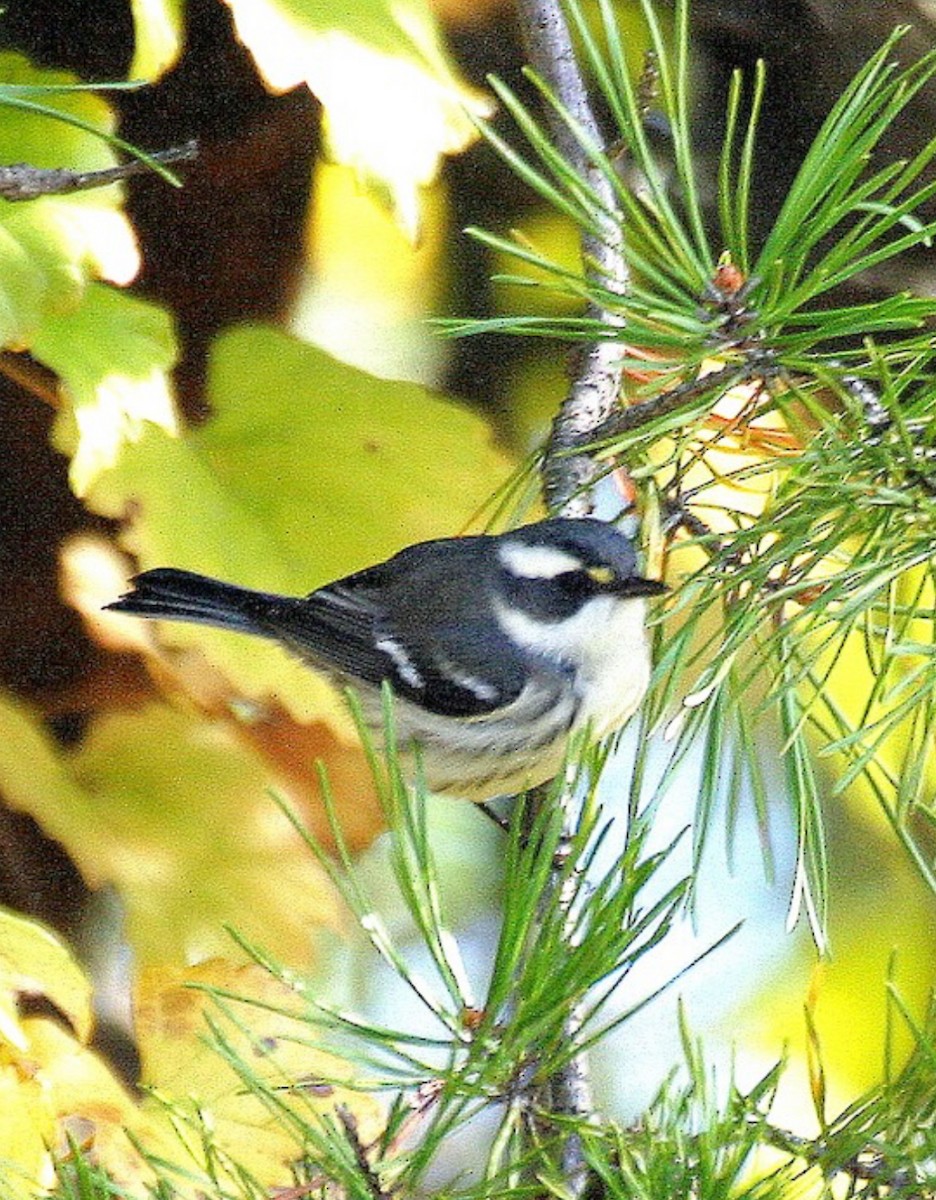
[106,518,665,801]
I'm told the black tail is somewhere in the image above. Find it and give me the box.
[105,568,283,636]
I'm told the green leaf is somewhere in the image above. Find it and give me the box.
[37,283,178,496]
[0,54,139,348]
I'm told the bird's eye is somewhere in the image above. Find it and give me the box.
[586,565,615,587]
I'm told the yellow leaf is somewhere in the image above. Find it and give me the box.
[71,704,348,964]
[0,993,26,1054]
[0,1063,55,1199]
[223,0,492,236]
[129,0,184,79]
[0,909,93,1045]
[0,692,349,967]
[0,916,155,1196]
[293,159,449,380]
[22,1016,158,1195]
[137,960,383,1190]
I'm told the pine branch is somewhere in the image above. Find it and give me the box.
[465,0,936,947]
[514,0,632,1192]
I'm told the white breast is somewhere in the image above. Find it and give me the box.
[347,593,652,801]
[495,594,652,737]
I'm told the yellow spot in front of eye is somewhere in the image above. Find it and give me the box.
[587,565,615,586]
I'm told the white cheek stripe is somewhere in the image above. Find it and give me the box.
[498,541,583,579]
[495,594,651,736]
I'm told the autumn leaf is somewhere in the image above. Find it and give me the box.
[136,959,384,1192]
[0,693,355,967]
[0,909,154,1198]
[223,0,493,236]
[129,0,184,79]
[0,53,179,494]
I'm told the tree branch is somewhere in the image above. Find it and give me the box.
[516,0,629,517]
[0,141,198,201]
[514,0,632,1193]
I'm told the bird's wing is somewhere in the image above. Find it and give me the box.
[263,561,533,719]
[259,583,391,686]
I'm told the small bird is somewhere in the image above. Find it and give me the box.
[106,518,665,801]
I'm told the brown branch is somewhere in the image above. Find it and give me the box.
[0,351,61,409]
[0,140,198,201]
[335,1104,391,1200]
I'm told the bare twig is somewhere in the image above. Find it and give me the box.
[0,351,61,409]
[0,140,198,201]
[514,5,632,1190]
[335,1104,391,1200]
[588,359,775,443]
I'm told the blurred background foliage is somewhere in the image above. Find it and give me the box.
[1,0,936,1193]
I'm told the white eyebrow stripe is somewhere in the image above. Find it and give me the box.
[498,542,583,579]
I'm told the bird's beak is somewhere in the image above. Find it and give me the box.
[620,576,669,597]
